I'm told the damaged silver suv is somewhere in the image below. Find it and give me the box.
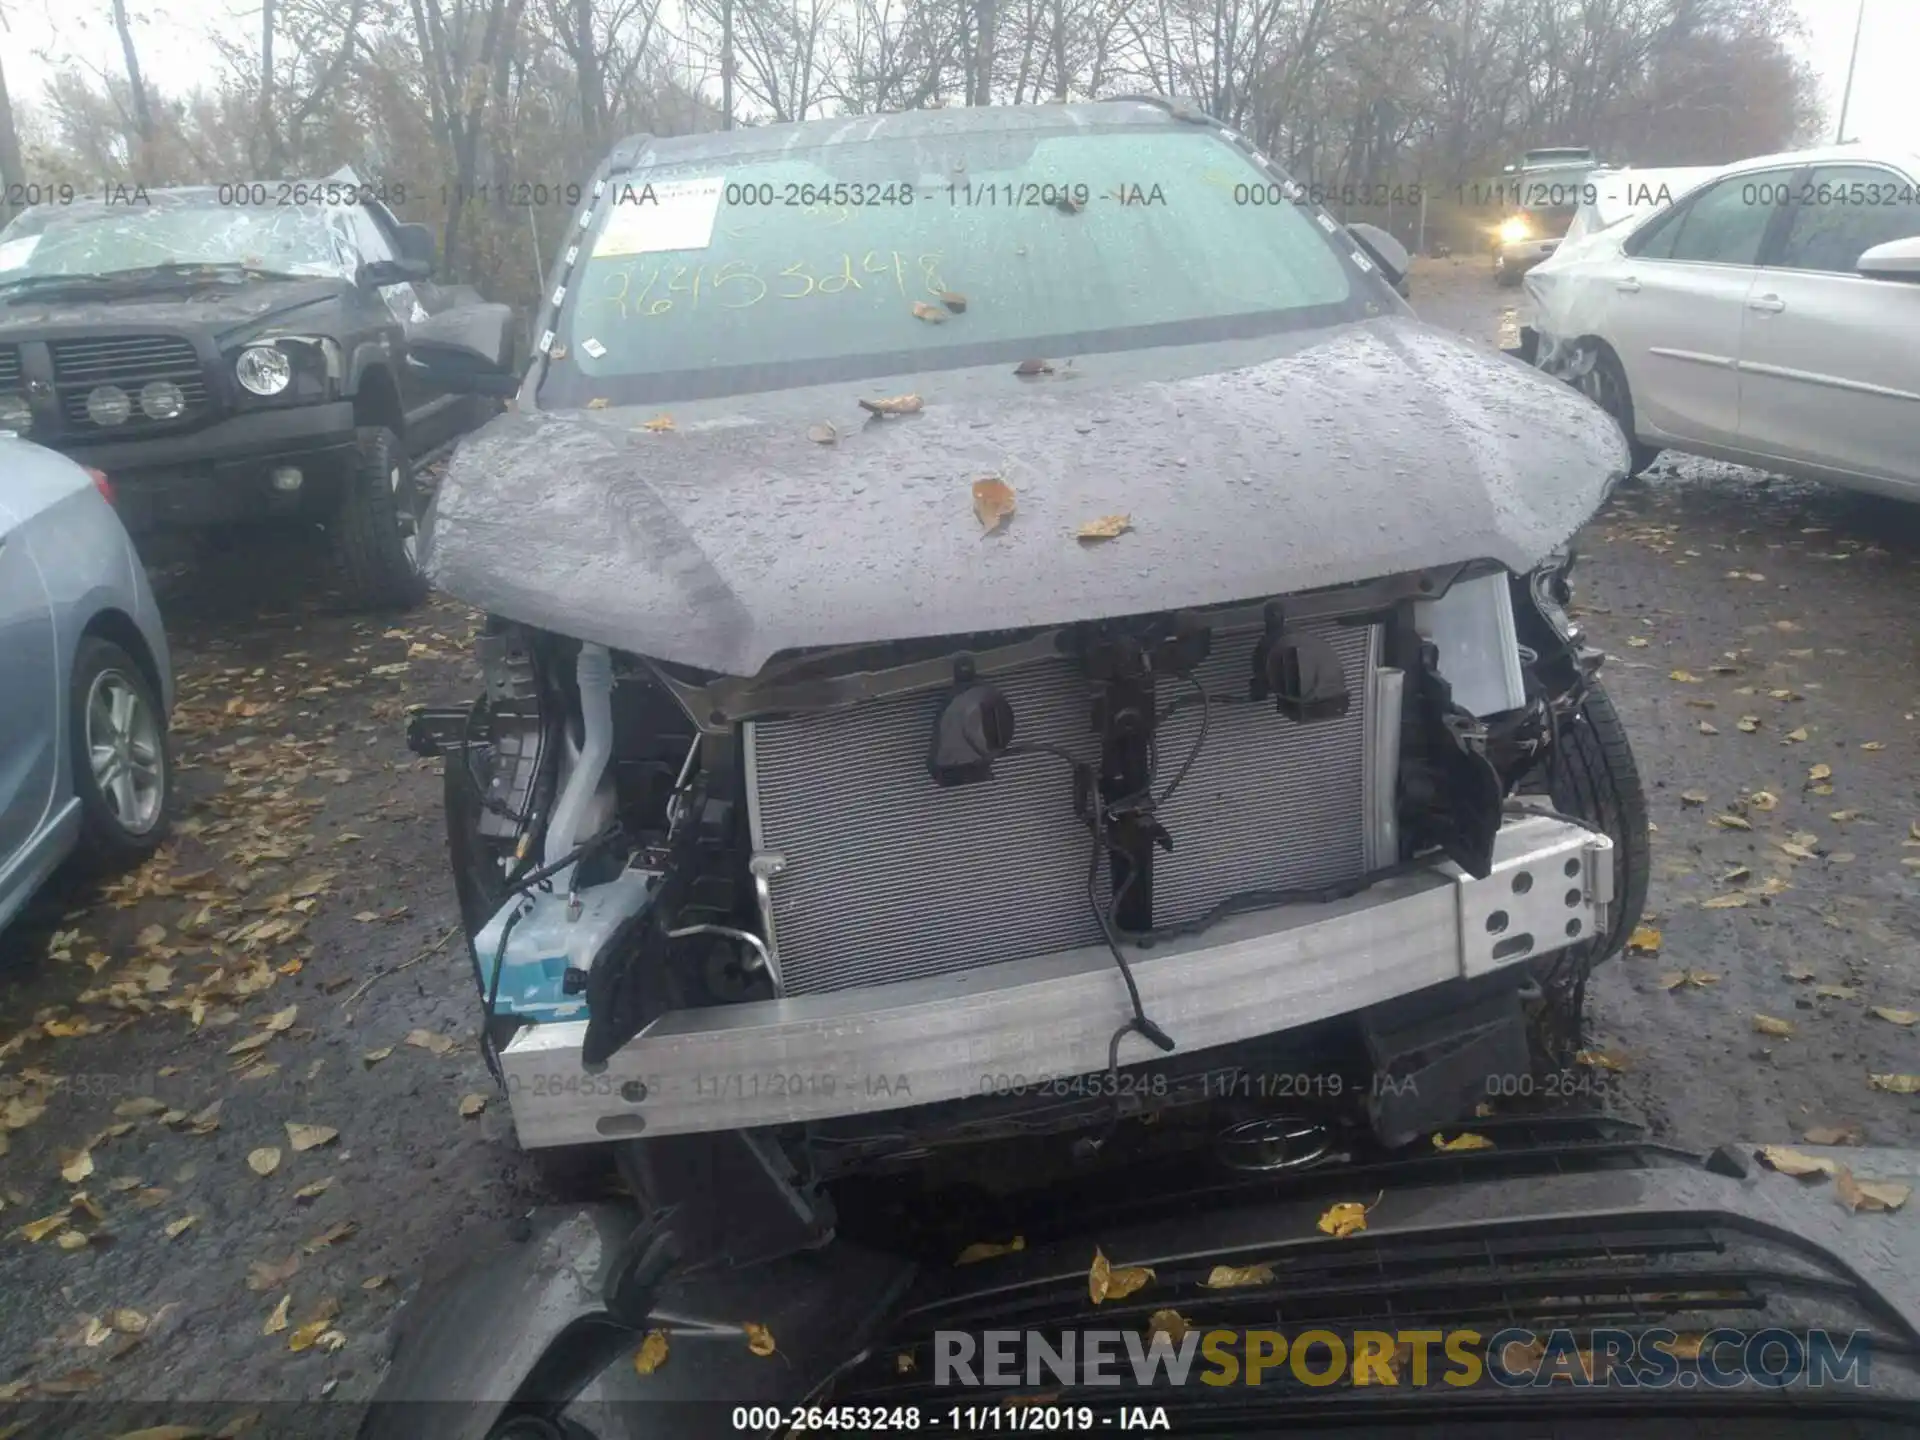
[406,97,1647,1230]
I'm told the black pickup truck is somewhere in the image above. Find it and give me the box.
[0,182,511,608]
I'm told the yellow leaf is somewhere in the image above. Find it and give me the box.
[1317,1201,1369,1238]
[361,1275,391,1291]
[459,1094,487,1118]
[1432,1132,1494,1151]
[910,300,947,323]
[405,1029,457,1056]
[1748,790,1778,811]
[1701,893,1749,909]
[641,414,674,430]
[1698,721,1719,734]
[633,1330,670,1375]
[971,477,1017,534]
[743,1322,777,1356]
[18,1210,69,1242]
[1803,1125,1863,1146]
[1087,1246,1155,1303]
[285,1123,338,1152]
[1575,1048,1629,1072]
[1815,985,1858,1000]
[60,1148,95,1183]
[247,1254,301,1292]
[1625,925,1662,954]
[1808,764,1832,782]
[1147,1310,1192,1343]
[247,1148,281,1177]
[292,1178,334,1202]
[1076,514,1133,542]
[114,1096,168,1119]
[226,1031,273,1056]
[1668,669,1702,683]
[1737,716,1760,733]
[362,1046,394,1066]
[163,1214,197,1239]
[955,1236,1025,1265]
[1835,1167,1910,1213]
[1625,637,1648,647]
[1786,726,1809,743]
[1869,1074,1920,1095]
[857,393,923,417]
[1201,1262,1275,1289]
[303,1221,358,1253]
[1870,1007,1919,1026]
[263,1295,291,1335]
[1711,814,1752,830]
[56,1227,91,1250]
[1758,1146,1836,1177]
[587,397,610,409]
[1861,741,1885,751]
[1752,1014,1794,1037]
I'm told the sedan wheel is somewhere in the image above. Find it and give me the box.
[86,669,165,835]
[68,634,173,870]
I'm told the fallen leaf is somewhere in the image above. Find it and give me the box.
[1815,985,1858,1000]
[247,1148,281,1177]
[1861,742,1885,752]
[1698,721,1719,734]
[1201,1262,1276,1289]
[938,290,968,313]
[113,1097,168,1119]
[287,1297,342,1353]
[1575,1048,1629,1072]
[1722,866,1751,883]
[1808,764,1832,782]
[1711,814,1751,830]
[56,1228,91,1250]
[587,397,609,409]
[361,1046,394,1067]
[1830,810,1862,822]
[137,924,167,948]
[1870,1074,1920,1095]
[1076,514,1133,542]
[1803,1125,1863,1146]
[263,1295,291,1335]
[1659,969,1721,990]
[262,1005,298,1034]
[1786,726,1809,743]
[1701,893,1750,910]
[1835,1167,1910,1214]
[70,1191,106,1222]
[972,477,1016,534]
[1625,925,1662,954]
[285,1123,338,1152]
[857,393,923,417]
[247,1253,301,1291]
[1753,1014,1794,1038]
[1625,636,1649,648]
[1317,1201,1370,1238]
[1871,1007,1919,1026]
[226,1031,273,1056]
[1779,842,1818,860]
[1669,669,1702,683]
[18,1210,69,1243]
[895,1352,916,1374]
[292,1177,334,1202]
[1432,1132,1494,1151]
[955,1236,1025,1265]
[1757,1146,1836,1177]
[641,415,674,431]
[1147,1310,1192,1344]
[1087,1246,1155,1303]
[910,300,947,323]
[1013,358,1055,376]
[1748,790,1778,811]
[805,423,836,444]
[361,1275,391,1291]
[163,1214,197,1239]
[303,1220,358,1253]
[633,1330,670,1375]
[1737,716,1760,733]
[1678,790,1708,807]
[743,1322,777,1356]
[404,1030,457,1057]
[60,1148,95,1184]
[458,1094,487,1118]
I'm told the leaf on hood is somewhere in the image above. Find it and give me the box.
[458,1094,487,1118]
[633,1330,670,1375]
[293,1177,333,1202]
[263,1295,291,1335]
[1013,358,1055,376]
[247,1253,301,1292]
[1757,1145,1836,1178]
[1076,514,1133,543]
[1147,1310,1192,1344]
[1317,1201,1371,1239]
[972,477,1016,534]
[303,1220,358,1253]
[1432,1132,1494,1152]
[806,423,837,444]
[1752,1014,1794,1038]
[18,1210,69,1242]
[247,1148,282,1177]
[1737,715,1760,733]
[857,393,923,417]
[113,1097,168,1119]
[955,1236,1025,1265]
[361,1046,394,1067]
[1870,1007,1919,1026]
[640,414,674,431]
[1803,1125,1863,1146]
[938,290,968,313]
[285,1123,338,1152]
[1869,1074,1920,1095]
[287,1297,341,1353]
[743,1322,777,1357]
[60,1148,95,1184]
[404,1029,457,1057]
[1087,1246,1155,1303]
[586,397,609,409]
[226,1031,274,1057]
[1835,1167,1910,1214]
[1201,1262,1276,1289]
[910,300,947,323]
[1625,926,1662,954]
[1668,669,1702,683]
[163,1214,197,1239]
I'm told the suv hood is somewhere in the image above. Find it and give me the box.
[421,313,1627,677]
[0,277,349,340]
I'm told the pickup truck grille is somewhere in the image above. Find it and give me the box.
[0,346,19,390]
[746,620,1382,996]
[51,335,209,435]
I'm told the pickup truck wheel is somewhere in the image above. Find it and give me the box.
[1574,346,1662,477]
[1534,678,1651,1018]
[1494,253,1522,288]
[329,426,428,610]
[69,637,173,872]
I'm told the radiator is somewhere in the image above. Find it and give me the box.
[745,620,1383,996]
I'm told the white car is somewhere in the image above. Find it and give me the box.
[1522,144,1920,499]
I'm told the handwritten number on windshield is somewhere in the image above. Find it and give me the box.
[584,253,947,319]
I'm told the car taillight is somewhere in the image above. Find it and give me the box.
[86,467,115,505]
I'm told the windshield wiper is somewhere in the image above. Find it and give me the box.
[0,261,314,303]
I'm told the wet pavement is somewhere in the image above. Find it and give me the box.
[0,263,1915,1408]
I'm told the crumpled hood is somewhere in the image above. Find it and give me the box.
[422,313,1626,677]
[0,278,349,342]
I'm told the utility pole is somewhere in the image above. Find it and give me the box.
[1835,0,1866,144]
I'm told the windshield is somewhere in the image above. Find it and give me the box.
[546,123,1376,405]
[0,195,357,282]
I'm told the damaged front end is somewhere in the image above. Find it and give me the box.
[409,551,1641,1180]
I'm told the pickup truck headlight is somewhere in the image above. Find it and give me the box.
[1497,215,1533,245]
[236,345,292,395]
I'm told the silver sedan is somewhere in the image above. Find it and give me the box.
[0,436,176,935]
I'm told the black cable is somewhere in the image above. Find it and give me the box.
[1155,674,1209,807]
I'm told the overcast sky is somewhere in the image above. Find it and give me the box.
[3,0,1916,150]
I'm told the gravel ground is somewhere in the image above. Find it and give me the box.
[1,266,1915,1409]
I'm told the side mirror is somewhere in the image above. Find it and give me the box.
[407,302,519,396]
[361,257,432,287]
[394,222,437,271]
[1347,221,1410,291]
[1857,234,1920,281]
